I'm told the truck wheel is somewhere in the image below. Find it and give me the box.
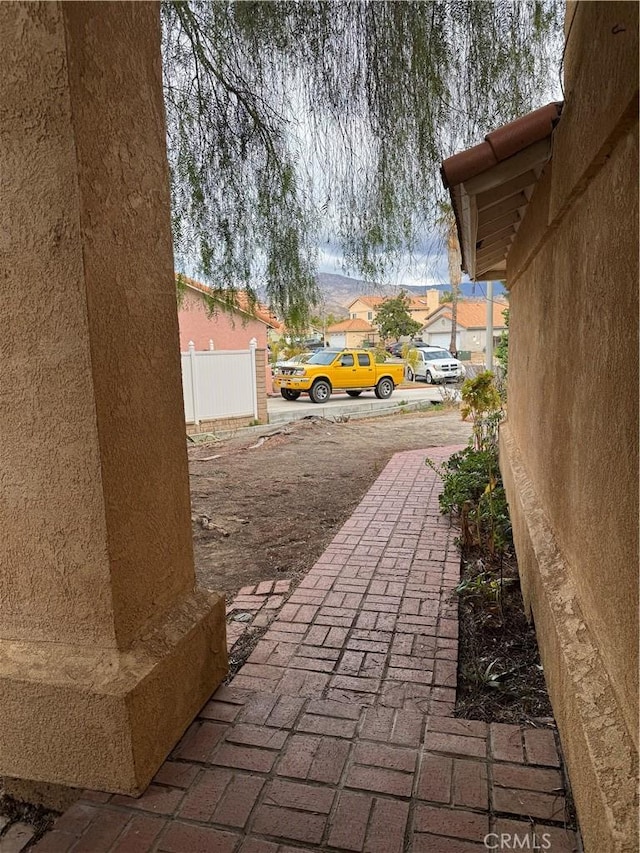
[375,377,394,399]
[425,370,433,384]
[310,380,331,403]
[346,390,362,397]
[281,389,301,401]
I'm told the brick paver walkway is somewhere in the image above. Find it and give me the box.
[34,448,579,853]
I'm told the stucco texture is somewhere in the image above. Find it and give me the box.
[501,4,638,850]
[0,1,227,792]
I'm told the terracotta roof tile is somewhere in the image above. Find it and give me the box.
[440,102,563,280]
[441,102,562,189]
[327,318,375,333]
[179,275,283,331]
[424,300,508,330]
[348,294,436,311]
[346,295,387,309]
[407,296,436,310]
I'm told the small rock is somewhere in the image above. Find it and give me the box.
[232,612,252,623]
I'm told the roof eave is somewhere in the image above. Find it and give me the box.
[441,102,563,281]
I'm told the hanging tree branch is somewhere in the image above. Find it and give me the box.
[161,0,562,325]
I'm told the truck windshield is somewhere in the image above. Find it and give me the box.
[307,350,340,365]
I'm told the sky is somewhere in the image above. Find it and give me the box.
[317,233,458,289]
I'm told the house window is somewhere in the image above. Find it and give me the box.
[351,312,357,319]
[367,311,373,320]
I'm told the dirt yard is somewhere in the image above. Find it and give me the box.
[189,409,471,597]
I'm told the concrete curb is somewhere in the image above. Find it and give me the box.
[187,397,459,443]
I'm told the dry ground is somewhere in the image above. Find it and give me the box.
[189,409,471,597]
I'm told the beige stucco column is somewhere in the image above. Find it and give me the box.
[0,2,227,794]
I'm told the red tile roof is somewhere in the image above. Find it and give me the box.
[179,275,283,331]
[440,102,563,280]
[441,102,562,188]
[423,300,508,330]
[347,294,437,312]
[407,296,436,310]
[327,318,376,333]
[346,295,387,309]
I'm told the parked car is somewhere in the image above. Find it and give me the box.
[272,352,313,377]
[386,340,430,357]
[406,347,466,383]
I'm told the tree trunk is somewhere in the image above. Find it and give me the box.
[447,216,462,357]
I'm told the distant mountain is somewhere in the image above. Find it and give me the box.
[315,273,394,316]
[401,281,506,299]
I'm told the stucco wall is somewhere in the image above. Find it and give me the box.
[1,0,197,649]
[502,4,638,850]
[0,1,228,792]
[1,2,118,648]
[329,331,376,348]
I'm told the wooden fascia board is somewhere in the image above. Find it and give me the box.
[476,222,518,252]
[480,191,528,223]
[454,182,478,279]
[478,268,507,281]
[475,232,516,264]
[477,210,520,241]
[477,249,511,271]
[476,170,537,210]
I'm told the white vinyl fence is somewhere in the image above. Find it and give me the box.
[181,340,258,427]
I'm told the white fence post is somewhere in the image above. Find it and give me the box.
[249,338,258,420]
[188,340,200,427]
[209,339,214,351]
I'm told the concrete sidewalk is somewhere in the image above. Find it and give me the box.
[267,386,456,425]
[35,448,578,853]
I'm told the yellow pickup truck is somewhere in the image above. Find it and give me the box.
[274,348,405,403]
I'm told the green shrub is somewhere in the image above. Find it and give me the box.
[436,445,512,556]
[427,371,512,558]
[460,371,502,452]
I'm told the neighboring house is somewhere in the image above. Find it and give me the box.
[405,292,441,325]
[420,299,508,353]
[441,4,638,850]
[177,276,282,353]
[177,276,278,422]
[345,291,440,331]
[326,318,379,348]
[345,295,385,324]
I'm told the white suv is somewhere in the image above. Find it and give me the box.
[406,347,466,384]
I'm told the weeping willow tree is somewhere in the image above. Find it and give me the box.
[161,1,562,329]
[436,201,463,356]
